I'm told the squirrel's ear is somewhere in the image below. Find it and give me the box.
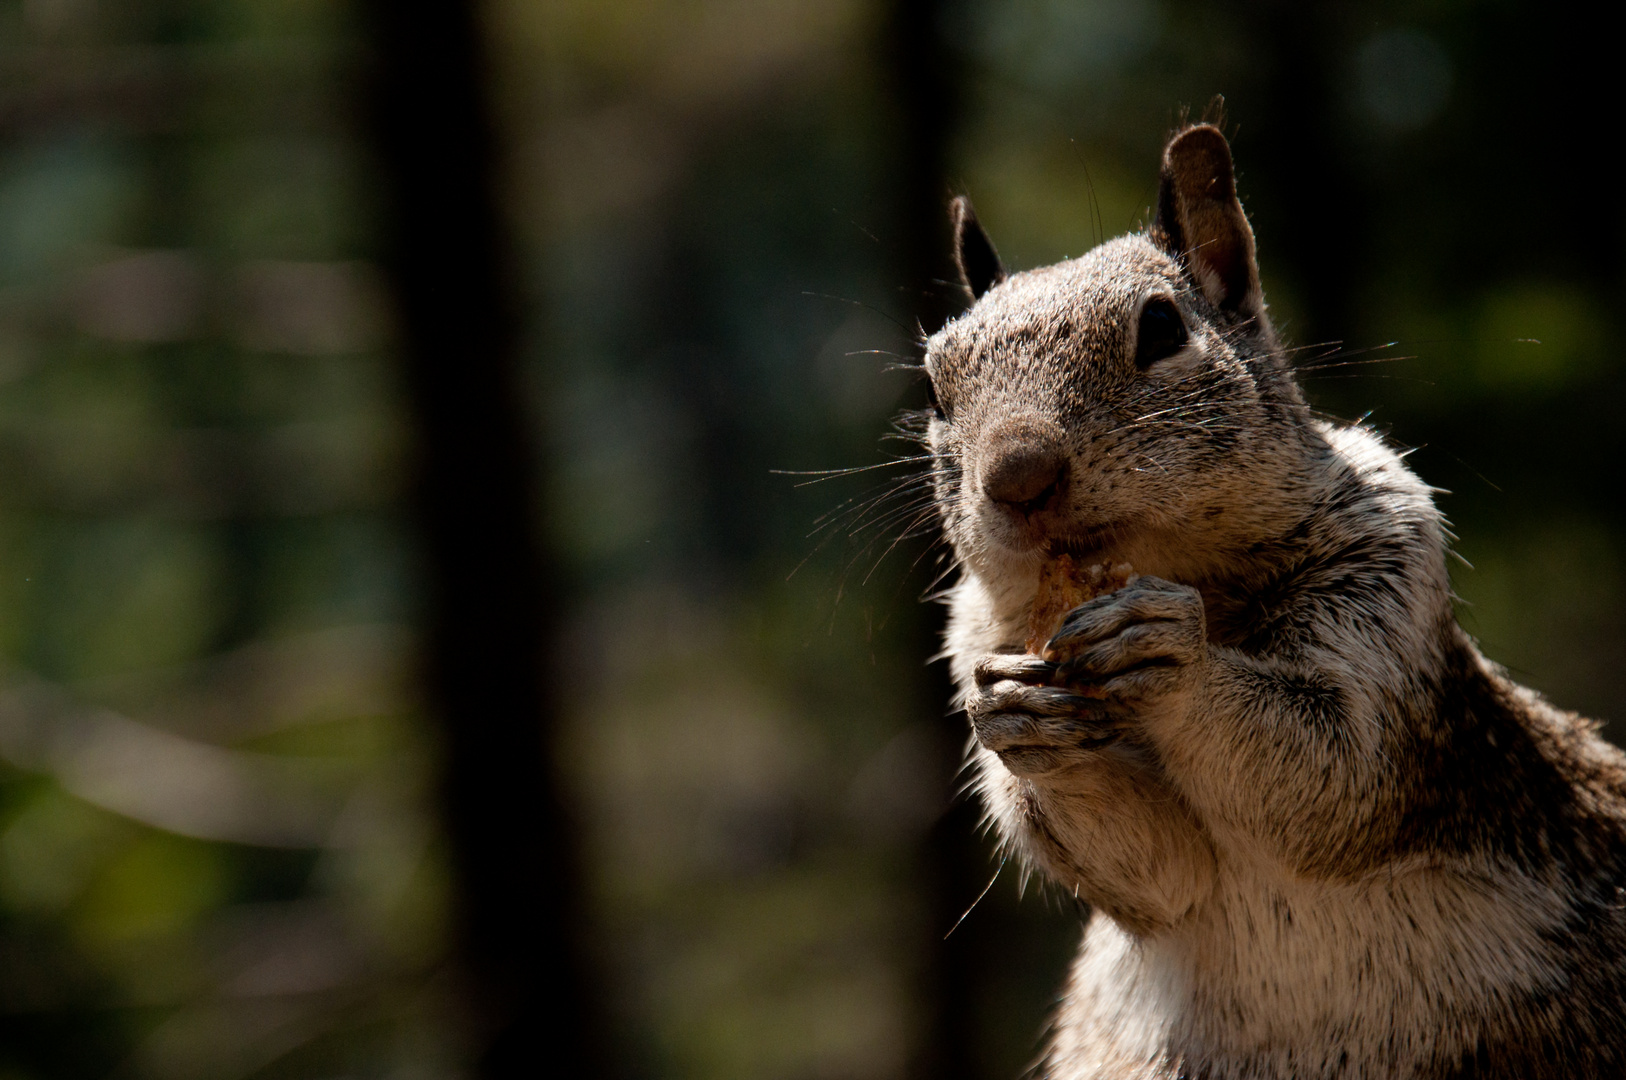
[1152,124,1261,317]
[951,195,1005,301]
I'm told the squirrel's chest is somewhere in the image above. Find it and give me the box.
[1049,863,1569,1080]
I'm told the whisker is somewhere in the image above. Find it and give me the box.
[809,471,932,531]
[801,290,912,336]
[773,455,935,486]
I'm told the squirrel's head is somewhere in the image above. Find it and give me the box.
[924,123,1312,590]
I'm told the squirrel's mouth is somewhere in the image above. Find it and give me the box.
[1046,522,1129,562]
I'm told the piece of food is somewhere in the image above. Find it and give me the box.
[1024,556,1136,656]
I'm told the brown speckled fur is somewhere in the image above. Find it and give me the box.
[923,123,1626,1078]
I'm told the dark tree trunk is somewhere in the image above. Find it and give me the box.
[877,5,985,1080]
[361,2,599,1074]
[882,0,963,340]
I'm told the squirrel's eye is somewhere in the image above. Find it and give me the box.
[926,379,947,421]
[1135,298,1188,369]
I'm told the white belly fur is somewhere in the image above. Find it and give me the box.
[1050,857,1570,1078]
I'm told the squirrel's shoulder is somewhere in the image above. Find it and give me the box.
[1303,419,1447,556]
[1199,418,1453,650]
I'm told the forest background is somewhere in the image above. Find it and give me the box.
[0,0,1620,1077]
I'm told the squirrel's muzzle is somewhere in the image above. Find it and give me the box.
[980,421,1067,517]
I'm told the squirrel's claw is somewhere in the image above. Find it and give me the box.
[1045,576,1206,694]
[975,652,1055,688]
[967,664,1128,776]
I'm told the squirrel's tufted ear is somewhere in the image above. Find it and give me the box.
[951,195,1005,302]
[1152,124,1261,317]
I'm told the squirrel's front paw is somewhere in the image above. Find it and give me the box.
[1043,575,1207,703]
[967,653,1128,776]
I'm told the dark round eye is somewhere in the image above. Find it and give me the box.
[1135,297,1188,369]
[925,378,947,420]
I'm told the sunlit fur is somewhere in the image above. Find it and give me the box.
[923,127,1626,1078]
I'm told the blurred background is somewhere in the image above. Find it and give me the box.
[0,0,1621,1077]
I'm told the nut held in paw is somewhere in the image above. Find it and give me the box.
[1024,555,1136,656]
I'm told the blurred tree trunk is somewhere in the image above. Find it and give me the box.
[878,4,985,1080]
[1233,1,1361,353]
[362,2,600,1075]
[884,0,962,338]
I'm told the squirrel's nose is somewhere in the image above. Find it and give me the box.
[982,437,1065,514]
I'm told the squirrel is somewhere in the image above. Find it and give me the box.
[920,121,1626,1078]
